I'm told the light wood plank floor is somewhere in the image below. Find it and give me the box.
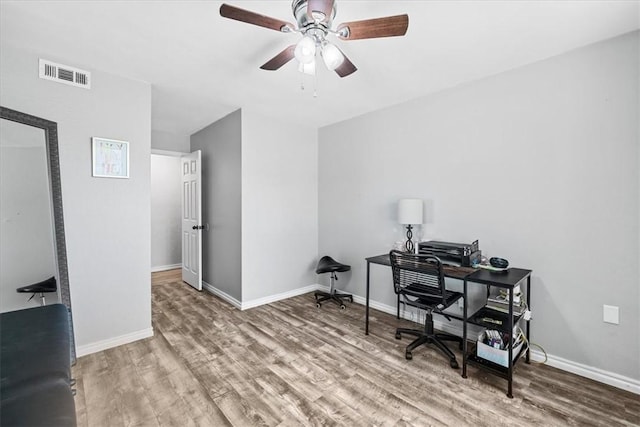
[73,269,639,426]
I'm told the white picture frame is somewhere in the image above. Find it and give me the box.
[92,137,129,178]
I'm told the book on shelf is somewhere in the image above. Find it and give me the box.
[488,288,522,305]
[485,301,525,316]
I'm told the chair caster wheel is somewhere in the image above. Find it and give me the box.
[450,359,459,369]
[316,303,321,308]
[340,304,346,310]
[405,351,412,360]
[395,333,401,340]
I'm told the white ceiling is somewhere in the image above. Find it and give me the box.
[1,1,638,136]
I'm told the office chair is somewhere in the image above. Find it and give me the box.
[390,250,463,368]
[16,276,57,306]
[314,256,352,309]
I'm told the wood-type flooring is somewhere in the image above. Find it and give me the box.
[72,269,639,426]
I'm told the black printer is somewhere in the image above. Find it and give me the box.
[418,240,482,267]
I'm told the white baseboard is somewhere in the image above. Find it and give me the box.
[350,294,639,395]
[202,281,328,311]
[202,281,242,309]
[241,284,326,310]
[76,327,154,358]
[151,263,181,273]
[529,350,640,395]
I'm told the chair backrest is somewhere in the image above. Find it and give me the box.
[389,250,446,305]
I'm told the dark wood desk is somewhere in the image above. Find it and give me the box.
[365,253,532,398]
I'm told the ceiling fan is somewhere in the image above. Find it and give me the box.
[220,0,409,78]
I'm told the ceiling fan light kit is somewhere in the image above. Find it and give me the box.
[321,42,344,70]
[294,35,317,64]
[220,0,409,78]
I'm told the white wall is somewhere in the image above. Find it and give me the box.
[190,110,242,301]
[151,154,182,270]
[241,109,318,302]
[319,31,639,381]
[0,45,153,353]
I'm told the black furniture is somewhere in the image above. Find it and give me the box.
[365,253,532,398]
[390,250,464,368]
[314,256,352,309]
[461,267,532,398]
[0,304,76,426]
[16,275,57,306]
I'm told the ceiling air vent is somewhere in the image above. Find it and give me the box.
[39,59,91,89]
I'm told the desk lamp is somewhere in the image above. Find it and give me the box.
[398,199,423,253]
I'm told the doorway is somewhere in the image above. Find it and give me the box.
[150,151,183,273]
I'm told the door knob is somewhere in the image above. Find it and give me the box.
[192,225,205,230]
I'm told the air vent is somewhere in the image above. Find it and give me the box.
[39,59,91,89]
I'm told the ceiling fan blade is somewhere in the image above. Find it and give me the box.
[307,0,335,22]
[260,45,296,71]
[220,3,294,32]
[334,49,357,78]
[337,14,409,40]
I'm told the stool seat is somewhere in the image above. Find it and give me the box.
[16,276,57,294]
[315,256,351,275]
[314,256,352,310]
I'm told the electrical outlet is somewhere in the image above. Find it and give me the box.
[603,305,619,324]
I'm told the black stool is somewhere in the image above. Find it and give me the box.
[16,276,57,306]
[314,256,352,310]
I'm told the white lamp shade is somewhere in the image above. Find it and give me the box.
[321,42,344,70]
[294,36,316,65]
[398,199,423,225]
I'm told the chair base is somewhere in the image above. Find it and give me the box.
[314,291,353,310]
[396,327,463,369]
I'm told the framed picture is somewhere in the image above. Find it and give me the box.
[92,137,129,178]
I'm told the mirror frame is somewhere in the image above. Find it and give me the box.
[0,106,75,360]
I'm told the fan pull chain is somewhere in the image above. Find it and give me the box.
[313,70,318,98]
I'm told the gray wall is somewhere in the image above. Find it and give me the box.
[191,110,242,301]
[152,129,190,153]
[191,109,318,304]
[241,109,318,301]
[319,31,639,380]
[151,154,182,270]
[0,45,152,352]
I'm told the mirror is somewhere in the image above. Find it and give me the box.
[0,106,75,358]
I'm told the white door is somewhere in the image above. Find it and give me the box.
[181,150,202,290]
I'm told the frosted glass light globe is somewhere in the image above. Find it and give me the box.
[322,42,344,70]
[294,36,316,65]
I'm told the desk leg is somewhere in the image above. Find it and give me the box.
[507,286,514,398]
[365,261,371,335]
[462,278,468,379]
[526,274,531,364]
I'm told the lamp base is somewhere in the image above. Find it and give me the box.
[404,225,415,253]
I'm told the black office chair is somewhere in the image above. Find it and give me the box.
[390,250,463,368]
[16,276,57,306]
[314,256,352,309]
